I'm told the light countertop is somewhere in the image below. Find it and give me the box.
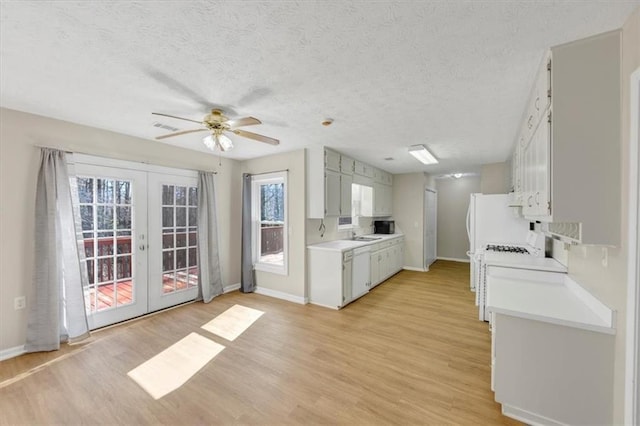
[307,233,404,252]
[483,252,568,273]
[486,269,615,334]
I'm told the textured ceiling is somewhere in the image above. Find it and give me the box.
[1,1,637,174]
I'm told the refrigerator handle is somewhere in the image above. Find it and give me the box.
[466,203,471,244]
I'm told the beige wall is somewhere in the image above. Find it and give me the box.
[392,173,429,270]
[566,8,639,423]
[480,162,509,194]
[241,150,307,300]
[436,175,481,260]
[0,108,241,353]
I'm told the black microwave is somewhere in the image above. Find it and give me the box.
[374,220,395,234]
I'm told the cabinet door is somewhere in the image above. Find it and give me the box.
[535,112,551,217]
[380,248,390,280]
[340,156,354,175]
[342,259,352,305]
[325,149,341,172]
[522,135,535,216]
[325,170,341,216]
[384,185,393,215]
[373,182,383,216]
[340,174,353,216]
[370,252,380,286]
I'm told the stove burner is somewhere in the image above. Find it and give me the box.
[486,244,530,254]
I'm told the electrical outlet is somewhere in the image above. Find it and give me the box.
[14,296,26,310]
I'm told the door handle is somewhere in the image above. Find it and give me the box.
[139,245,146,251]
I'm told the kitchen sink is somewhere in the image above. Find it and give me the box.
[353,236,382,241]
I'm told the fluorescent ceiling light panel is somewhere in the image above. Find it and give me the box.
[408,144,438,165]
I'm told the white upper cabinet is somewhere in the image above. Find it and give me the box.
[340,173,353,216]
[340,155,355,175]
[324,169,341,217]
[514,30,621,245]
[325,149,341,172]
[307,147,389,218]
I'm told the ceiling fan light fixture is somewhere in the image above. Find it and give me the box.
[203,134,216,151]
[203,133,234,151]
[217,133,234,151]
[408,144,438,165]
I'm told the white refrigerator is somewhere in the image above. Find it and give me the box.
[466,193,530,290]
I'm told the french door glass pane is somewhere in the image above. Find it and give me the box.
[78,176,134,313]
[161,184,198,295]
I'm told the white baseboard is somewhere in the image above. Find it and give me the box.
[223,283,241,294]
[437,256,470,263]
[502,404,563,426]
[403,266,427,272]
[254,287,308,305]
[0,345,26,362]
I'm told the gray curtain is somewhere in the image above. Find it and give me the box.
[26,149,90,352]
[196,171,223,303]
[240,173,255,293]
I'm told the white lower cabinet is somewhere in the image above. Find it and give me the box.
[351,247,370,299]
[308,249,353,309]
[492,313,614,425]
[370,237,404,287]
[309,236,404,308]
[487,267,616,425]
[342,251,352,305]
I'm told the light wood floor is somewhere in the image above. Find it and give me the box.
[0,261,520,425]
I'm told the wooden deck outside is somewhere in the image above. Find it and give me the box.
[86,269,198,311]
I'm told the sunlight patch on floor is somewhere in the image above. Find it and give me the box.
[201,304,264,341]
[127,332,225,400]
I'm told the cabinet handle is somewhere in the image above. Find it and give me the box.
[535,192,540,205]
[534,96,540,111]
[527,115,533,129]
[528,196,533,207]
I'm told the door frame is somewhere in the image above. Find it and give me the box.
[71,154,199,328]
[423,187,437,271]
[625,66,640,425]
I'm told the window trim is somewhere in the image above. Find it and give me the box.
[251,172,288,275]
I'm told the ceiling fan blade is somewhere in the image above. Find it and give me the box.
[227,116,261,129]
[152,112,202,124]
[231,129,279,145]
[155,128,208,140]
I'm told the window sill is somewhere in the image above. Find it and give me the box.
[254,263,288,276]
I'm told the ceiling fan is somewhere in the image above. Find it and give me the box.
[152,109,279,151]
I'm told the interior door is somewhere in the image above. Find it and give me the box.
[74,163,148,329]
[147,172,199,312]
[424,189,437,269]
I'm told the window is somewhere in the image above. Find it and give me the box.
[252,172,287,274]
[337,216,352,230]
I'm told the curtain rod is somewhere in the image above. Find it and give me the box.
[247,169,289,177]
[34,145,217,174]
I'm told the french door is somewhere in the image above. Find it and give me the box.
[73,156,199,329]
